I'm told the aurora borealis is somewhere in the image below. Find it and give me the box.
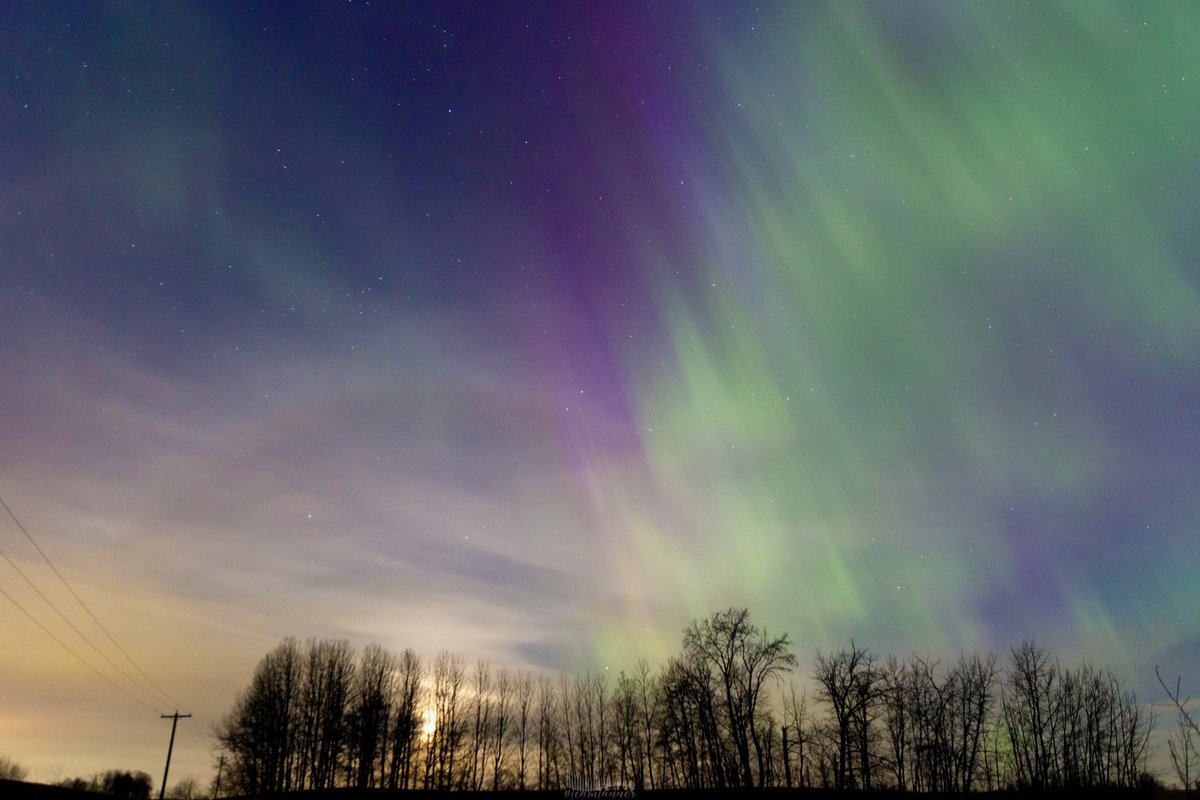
[1,1,1198,785]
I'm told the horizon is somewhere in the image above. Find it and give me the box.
[0,617,1188,791]
[1,1,1198,788]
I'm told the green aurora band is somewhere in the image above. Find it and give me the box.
[587,2,1200,670]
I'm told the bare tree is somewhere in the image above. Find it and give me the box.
[907,654,946,792]
[614,670,639,788]
[1159,667,1200,789]
[0,755,28,781]
[514,670,534,789]
[658,650,728,788]
[469,660,493,790]
[536,674,561,789]
[166,776,200,799]
[879,654,914,791]
[633,659,660,790]
[781,681,812,788]
[297,638,353,790]
[813,641,880,789]
[1001,640,1059,790]
[558,673,577,786]
[592,671,612,787]
[682,607,797,787]
[491,667,513,789]
[946,652,999,791]
[424,651,466,790]
[386,648,423,789]
[216,637,303,794]
[571,672,598,787]
[348,644,395,787]
[1000,643,1148,790]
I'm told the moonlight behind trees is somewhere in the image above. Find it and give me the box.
[214,609,1152,794]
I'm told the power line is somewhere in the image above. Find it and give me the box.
[0,542,168,708]
[0,493,210,756]
[177,708,212,753]
[0,581,159,712]
[0,493,180,708]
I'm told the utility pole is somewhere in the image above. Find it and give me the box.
[213,754,225,799]
[159,711,192,800]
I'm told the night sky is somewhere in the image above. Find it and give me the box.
[2,1,1198,785]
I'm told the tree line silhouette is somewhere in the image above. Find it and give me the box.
[53,770,154,799]
[214,608,1158,794]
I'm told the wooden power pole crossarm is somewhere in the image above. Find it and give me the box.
[159,711,192,800]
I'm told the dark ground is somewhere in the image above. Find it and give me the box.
[4,781,1200,800]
